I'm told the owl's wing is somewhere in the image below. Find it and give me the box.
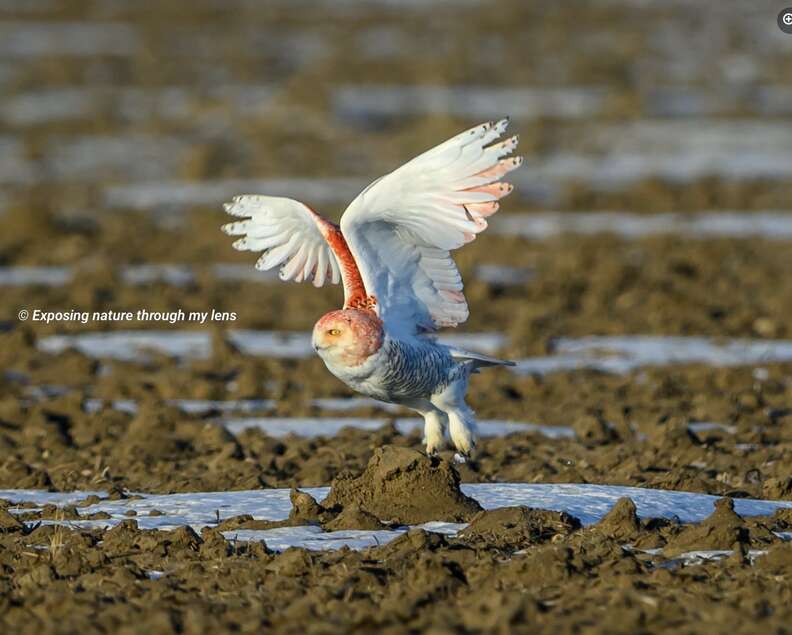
[221,195,367,305]
[339,118,521,334]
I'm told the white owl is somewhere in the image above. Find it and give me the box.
[223,119,521,456]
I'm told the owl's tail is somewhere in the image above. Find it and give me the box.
[448,347,515,371]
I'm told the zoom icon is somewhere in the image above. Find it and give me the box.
[779,8,792,33]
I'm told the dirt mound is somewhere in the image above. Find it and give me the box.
[458,506,581,549]
[591,496,642,541]
[324,505,387,531]
[321,446,482,524]
[664,497,780,556]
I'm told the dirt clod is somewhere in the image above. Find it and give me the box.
[593,497,641,541]
[664,497,780,556]
[321,446,483,524]
[458,506,581,550]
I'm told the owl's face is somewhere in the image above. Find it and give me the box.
[312,309,383,367]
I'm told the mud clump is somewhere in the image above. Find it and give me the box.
[321,446,482,524]
[323,504,387,531]
[664,497,780,556]
[458,506,581,550]
[0,508,24,532]
[572,414,620,446]
[756,543,792,574]
[592,496,641,541]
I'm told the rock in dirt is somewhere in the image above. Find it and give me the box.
[321,446,482,524]
[458,506,581,550]
[664,497,779,556]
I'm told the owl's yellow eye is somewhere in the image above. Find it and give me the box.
[327,328,341,336]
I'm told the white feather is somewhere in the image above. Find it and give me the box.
[340,118,521,333]
[222,196,341,288]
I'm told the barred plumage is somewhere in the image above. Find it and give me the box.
[378,337,456,400]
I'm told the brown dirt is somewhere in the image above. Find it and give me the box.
[1,376,791,500]
[2,491,791,635]
[458,505,581,549]
[213,448,483,530]
[321,446,482,524]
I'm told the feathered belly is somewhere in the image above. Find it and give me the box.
[321,337,458,403]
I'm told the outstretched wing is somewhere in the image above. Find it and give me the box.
[222,196,340,286]
[222,196,369,308]
[340,118,521,333]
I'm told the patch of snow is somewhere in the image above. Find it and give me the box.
[493,211,792,240]
[473,264,535,286]
[333,85,608,122]
[0,266,73,286]
[0,22,140,57]
[513,336,792,375]
[104,178,370,211]
[38,330,507,361]
[221,416,574,439]
[2,484,790,551]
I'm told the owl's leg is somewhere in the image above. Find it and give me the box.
[403,399,447,455]
[445,405,477,458]
[431,378,477,458]
[423,409,448,455]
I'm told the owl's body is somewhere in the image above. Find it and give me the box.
[320,330,459,405]
[314,315,508,455]
[223,119,521,456]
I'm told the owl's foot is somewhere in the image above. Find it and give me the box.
[423,409,446,456]
[447,408,477,458]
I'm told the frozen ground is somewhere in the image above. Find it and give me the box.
[220,416,575,439]
[514,335,792,374]
[3,483,791,551]
[492,211,792,240]
[0,263,531,287]
[36,330,507,361]
[34,331,792,371]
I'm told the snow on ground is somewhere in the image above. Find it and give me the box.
[2,483,790,552]
[36,330,507,361]
[34,331,792,372]
[221,417,575,439]
[492,211,792,240]
[513,335,792,374]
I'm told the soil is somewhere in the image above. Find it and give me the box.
[2,453,792,635]
[1,0,792,633]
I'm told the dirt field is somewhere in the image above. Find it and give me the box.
[1,0,792,633]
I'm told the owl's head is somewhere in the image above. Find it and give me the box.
[312,309,383,367]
